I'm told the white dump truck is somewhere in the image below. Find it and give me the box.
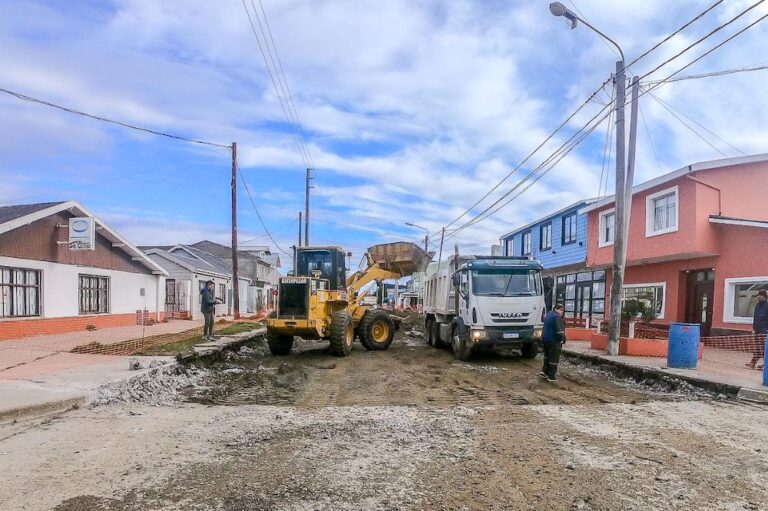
[422,255,545,361]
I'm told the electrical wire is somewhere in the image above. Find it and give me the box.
[639,101,663,174]
[240,0,314,170]
[644,62,768,84]
[625,0,725,70]
[648,92,746,156]
[639,0,767,82]
[647,93,728,157]
[0,87,231,149]
[437,75,614,236]
[236,163,291,256]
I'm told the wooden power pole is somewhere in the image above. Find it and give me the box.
[304,168,313,247]
[231,142,240,320]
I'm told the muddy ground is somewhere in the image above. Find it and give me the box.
[2,318,768,510]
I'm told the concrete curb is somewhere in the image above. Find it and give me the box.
[562,348,747,398]
[177,326,267,364]
[0,396,87,422]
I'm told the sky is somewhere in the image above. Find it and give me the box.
[1,0,767,268]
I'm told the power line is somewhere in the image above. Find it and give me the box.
[0,87,231,149]
[240,0,314,170]
[639,101,663,174]
[438,75,614,235]
[644,62,768,84]
[648,93,733,158]
[643,10,768,94]
[236,163,291,256]
[255,0,315,170]
[626,0,725,69]
[639,0,767,81]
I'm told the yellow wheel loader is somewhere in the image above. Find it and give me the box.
[265,242,430,357]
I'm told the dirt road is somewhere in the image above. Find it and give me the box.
[2,330,768,510]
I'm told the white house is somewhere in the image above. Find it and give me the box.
[144,245,250,320]
[0,201,167,341]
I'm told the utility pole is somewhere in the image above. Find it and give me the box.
[436,227,446,275]
[607,62,627,356]
[453,243,460,313]
[623,77,640,259]
[305,168,313,247]
[230,142,240,320]
[298,211,302,248]
[548,2,633,355]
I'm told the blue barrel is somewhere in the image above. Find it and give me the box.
[762,336,768,386]
[667,323,700,369]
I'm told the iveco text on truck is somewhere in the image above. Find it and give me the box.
[422,255,545,360]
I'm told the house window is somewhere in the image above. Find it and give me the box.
[540,223,552,251]
[0,266,41,317]
[562,212,578,245]
[724,277,768,324]
[599,209,615,247]
[646,186,679,237]
[522,231,532,255]
[506,238,515,257]
[622,283,665,320]
[219,283,226,304]
[79,275,109,314]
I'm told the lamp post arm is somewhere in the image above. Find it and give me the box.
[571,14,625,63]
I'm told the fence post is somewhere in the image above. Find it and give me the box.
[628,321,636,339]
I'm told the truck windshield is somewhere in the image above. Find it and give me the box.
[471,269,541,297]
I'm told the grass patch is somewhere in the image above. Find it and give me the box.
[217,322,261,336]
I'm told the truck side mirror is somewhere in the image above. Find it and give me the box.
[452,273,460,287]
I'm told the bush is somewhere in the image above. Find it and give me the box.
[621,299,657,322]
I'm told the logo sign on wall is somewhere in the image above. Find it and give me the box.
[68,217,96,250]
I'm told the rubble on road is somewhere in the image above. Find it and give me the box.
[452,362,507,375]
[90,364,209,407]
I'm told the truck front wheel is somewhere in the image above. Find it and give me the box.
[452,326,474,361]
[520,342,538,359]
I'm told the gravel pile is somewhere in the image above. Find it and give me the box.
[91,364,209,407]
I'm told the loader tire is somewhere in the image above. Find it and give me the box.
[452,326,474,361]
[520,342,538,359]
[267,332,293,356]
[329,310,354,357]
[359,310,395,351]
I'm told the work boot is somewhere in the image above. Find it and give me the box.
[547,375,558,382]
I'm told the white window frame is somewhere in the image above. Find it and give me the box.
[522,231,532,255]
[723,276,768,324]
[598,208,616,248]
[622,282,666,320]
[645,185,679,238]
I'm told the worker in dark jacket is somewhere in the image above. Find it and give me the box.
[747,289,768,369]
[540,304,567,381]
[200,281,223,341]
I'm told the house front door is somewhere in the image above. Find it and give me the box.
[576,282,592,320]
[685,270,714,337]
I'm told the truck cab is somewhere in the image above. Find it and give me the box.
[424,256,545,361]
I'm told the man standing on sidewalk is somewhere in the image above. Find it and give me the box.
[541,304,567,382]
[200,281,222,341]
[747,289,768,369]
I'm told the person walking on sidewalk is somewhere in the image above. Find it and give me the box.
[541,304,567,382]
[747,289,768,369]
[200,281,223,341]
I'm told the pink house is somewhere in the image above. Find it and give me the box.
[581,154,768,336]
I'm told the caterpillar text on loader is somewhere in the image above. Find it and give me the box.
[266,242,431,357]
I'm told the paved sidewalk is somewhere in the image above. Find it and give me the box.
[564,341,766,397]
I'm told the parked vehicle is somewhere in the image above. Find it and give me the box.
[422,255,545,361]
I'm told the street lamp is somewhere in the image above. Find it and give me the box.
[405,222,429,252]
[549,2,630,356]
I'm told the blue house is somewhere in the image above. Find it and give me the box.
[499,199,606,322]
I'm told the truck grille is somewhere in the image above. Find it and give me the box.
[490,312,530,324]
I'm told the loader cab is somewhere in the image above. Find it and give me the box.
[295,247,347,290]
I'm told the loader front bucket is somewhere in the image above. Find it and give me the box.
[365,242,432,276]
